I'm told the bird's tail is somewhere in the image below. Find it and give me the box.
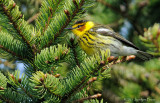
[136,50,153,60]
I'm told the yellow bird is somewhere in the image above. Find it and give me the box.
[66,20,152,60]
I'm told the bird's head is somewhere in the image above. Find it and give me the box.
[66,20,95,37]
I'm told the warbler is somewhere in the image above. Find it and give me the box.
[66,20,152,60]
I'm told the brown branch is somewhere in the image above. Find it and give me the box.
[0,95,15,103]
[73,93,102,103]
[61,55,135,102]
[73,56,135,97]
[8,74,34,99]
[42,0,85,50]
[19,85,34,100]
[69,38,80,67]
[97,0,148,35]
[61,60,106,102]
[41,3,60,36]
[106,19,123,29]
[61,76,88,102]
[102,89,122,103]
[0,3,35,55]
[37,76,62,100]
[36,0,61,42]
[124,0,129,12]
[77,77,97,94]
[107,55,136,64]
[27,13,40,24]
[130,1,149,35]
[0,45,23,60]
[73,56,136,99]
[97,0,121,13]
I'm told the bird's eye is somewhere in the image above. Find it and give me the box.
[77,25,81,28]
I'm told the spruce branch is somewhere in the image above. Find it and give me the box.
[18,83,34,100]
[0,0,37,55]
[30,71,62,102]
[67,56,135,103]
[61,76,88,102]
[61,50,109,102]
[61,71,98,102]
[2,88,31,103]
[0,95,15,103]
[0,32,32,60]
[34,44,69,72]
[0,2,35,55]
[74,55,136,96]
[8,71,34,100]
[40,76,62,99]
[53,0,85,40]
[67,55,135,100]
[69,38,80,67]
[75,77,97,95]
[0,45,23,60]
[0,71,8,93]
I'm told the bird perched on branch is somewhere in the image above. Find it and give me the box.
[66,20,152,60]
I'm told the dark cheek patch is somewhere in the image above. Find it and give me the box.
[78,26,86,31]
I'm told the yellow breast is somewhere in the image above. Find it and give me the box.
[78,41,96,55]
[78,32,98,55]
[71,21,97,55]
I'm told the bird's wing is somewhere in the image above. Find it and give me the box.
[92,25,139,50]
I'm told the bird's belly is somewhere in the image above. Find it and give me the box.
[78,36,137,56]
[96,37,123,56]
[80,45,96,55]
[78,39,97,55]
[100,42,122,56]
[101,43,137,56]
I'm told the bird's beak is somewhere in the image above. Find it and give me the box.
[65,27,74,30]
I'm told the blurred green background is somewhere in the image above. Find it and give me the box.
[1,0,160,103]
